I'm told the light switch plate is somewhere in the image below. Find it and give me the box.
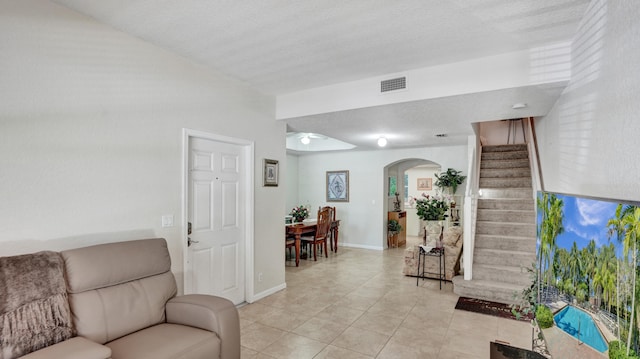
[162,215,174,228]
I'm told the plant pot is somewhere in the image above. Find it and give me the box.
[422,220,443,246]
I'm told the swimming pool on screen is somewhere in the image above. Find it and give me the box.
[553,305,608,353]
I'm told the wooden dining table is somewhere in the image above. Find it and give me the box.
[286,219,340,266]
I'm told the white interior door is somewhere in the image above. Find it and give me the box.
[187,136,245,304]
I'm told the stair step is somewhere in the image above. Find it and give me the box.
[478,199,534,210]
[479,177,532,188]
[481,159,529,169]
[477,209,535,223]
[480,168,531,178]
[476,221,536,237]
[479,188,532,199]
[453,276,527,305]
[473,264,534,287]
[482,144,528,153]
[474,248,536,267]
[481,150,529,161]
[475,234,536,252]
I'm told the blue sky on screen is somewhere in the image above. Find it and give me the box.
[537,193,623,256]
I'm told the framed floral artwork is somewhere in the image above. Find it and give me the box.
[326,170,349,202]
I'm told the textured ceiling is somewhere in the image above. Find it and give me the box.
[54,0,590,151]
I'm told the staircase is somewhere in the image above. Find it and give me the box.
[453,144,537,305]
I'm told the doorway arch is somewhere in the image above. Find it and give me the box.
[383,158,441,247]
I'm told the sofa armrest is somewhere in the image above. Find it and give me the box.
[166,294,240,359]
[20,337,111,359]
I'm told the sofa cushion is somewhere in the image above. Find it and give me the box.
[443,226,462,247]
[68,272,177,344]
[61,238,177,344]
[19,337,111,359]
[106,323,220,359]
[62,238,171,293]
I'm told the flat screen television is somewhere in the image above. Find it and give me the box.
[536,191,639,349]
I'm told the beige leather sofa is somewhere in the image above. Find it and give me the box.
[2,238,240,359]
[403,226,463,281]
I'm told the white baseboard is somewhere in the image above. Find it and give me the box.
[247,282,286,303]
[339,242,384,251]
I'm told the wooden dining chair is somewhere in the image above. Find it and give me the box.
[321,206,337,252]
[285,235,296,261]
[300,206,332,261]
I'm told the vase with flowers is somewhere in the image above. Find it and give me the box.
[414,193,450,246]
[290,205,310,223]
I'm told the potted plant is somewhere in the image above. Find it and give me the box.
[388,219,402,235]
[415,194,449,246]
[434,168,467,194]
[415,194,449,221]
[290,205,310,223]
[387,219,402,247]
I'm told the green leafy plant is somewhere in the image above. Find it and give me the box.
[535,305,553,329]
[434,168,467,194]
[387,219,402,235]
[415,194,449,221]
[609,341,640,359]
[511,263,537,320]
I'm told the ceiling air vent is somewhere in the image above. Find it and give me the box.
[380,77,406,93]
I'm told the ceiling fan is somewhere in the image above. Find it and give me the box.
[287,132,328,144]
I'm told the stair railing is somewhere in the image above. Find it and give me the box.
[524,117,543,195]
[463,134,481,280]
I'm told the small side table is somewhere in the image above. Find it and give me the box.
[416,246,445,290]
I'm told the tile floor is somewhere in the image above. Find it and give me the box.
[239,236,533,358]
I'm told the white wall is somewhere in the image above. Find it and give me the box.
[285,154,299,214]
[295,146,467,249]
[0,0,286,298]
[537,0,640,203]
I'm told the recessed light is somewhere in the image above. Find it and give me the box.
[377,137,387,147]
[512,103,527,109]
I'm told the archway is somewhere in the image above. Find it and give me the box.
[383,158,441,247]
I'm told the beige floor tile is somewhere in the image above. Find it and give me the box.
[315,304,365,326]
[448,310,498,333]
[256,307,309,331]
[239,246,535,358]
[292,317,349,344]
[241,322,287,352]
[333,292,379,311]
[330,326,390,357]
[376,339,439,359]
[351,311,403,336]
[441,327,493,358]
[313,344,374,359]
[239,302,278,323]
[389,325,446,351]
[496,318,535,350]
[261,332,327,359]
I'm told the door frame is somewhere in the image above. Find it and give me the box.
[181,128,255,302]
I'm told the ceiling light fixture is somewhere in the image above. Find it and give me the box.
[377,137,387,147]
[300,136,311,145]
[512,103,527,109]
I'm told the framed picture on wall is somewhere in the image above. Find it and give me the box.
[417,178,432,191]
[326,170,349,202]
[263,159,279,187]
